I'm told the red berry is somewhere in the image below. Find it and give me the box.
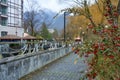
[114,37,120,40]
[104,13,109,17]
[93,50,98,55]
[86,51,92,54]
[108,55,114,59]
[93,43,99,49]
[88,25,93,29]
[74,49,79,54]
[112,25,118,28]
[93,73,97,78]
[115,44,120,47]
[114,12,119,17]
[102,29,108,33]
[108,20,113,24]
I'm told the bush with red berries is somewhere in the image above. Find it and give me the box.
[76,0,120,79]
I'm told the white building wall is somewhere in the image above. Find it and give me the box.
[0,25,24,37]
[0,0,24,37]
[7,0,22,27]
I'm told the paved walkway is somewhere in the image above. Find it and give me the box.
[20,53,87,80]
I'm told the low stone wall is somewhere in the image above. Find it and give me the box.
[0,47,72,80]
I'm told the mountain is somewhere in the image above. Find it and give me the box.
[49,14,64,31]
[23,9,65,32]
[43,9,64,31]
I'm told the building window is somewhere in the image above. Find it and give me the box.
[1,31,8,36]
[1,0,7,4]
[1,6,7,15]
[1,18,7,26]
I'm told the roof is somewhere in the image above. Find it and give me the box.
[74,37,81,41]
[22,35,36,40]
[23,33,43,40]
[0,33,42,40]
[74,37,81,40]
[0,34,21,40]
[22,33,36,40]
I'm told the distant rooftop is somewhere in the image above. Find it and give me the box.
[0,33,43,40]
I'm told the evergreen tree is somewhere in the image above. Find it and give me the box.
[40,23,52,40]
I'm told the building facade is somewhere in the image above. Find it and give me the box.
[0,0,24,37]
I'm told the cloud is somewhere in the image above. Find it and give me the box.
[24,0,95,12]
[24,0,73,12]
[37,0,74,12]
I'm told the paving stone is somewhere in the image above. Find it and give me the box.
[20,53,87,80]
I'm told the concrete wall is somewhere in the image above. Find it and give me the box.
[0,47,72,80]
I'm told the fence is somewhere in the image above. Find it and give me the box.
[0,46,72,80]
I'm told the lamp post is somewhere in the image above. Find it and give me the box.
[82,32,85,42]
[63,12,73,46]
[64,12,66,42]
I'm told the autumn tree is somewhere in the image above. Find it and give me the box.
[66,15,90,39]
[63,0,119,40]
[52,29,59,40]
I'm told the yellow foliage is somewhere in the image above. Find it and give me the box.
[66,0,119,39]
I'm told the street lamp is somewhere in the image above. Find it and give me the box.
[105,25,109,28]
[64,12,66,42]
[82,32,85,42]
[63,12,73,42]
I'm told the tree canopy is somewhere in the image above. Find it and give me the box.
[40,23,52,40]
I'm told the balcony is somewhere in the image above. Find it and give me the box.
[1,14,8,18]
[1,11,8,18]
[1,0,8,6]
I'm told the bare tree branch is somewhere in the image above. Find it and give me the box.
[23,0,45,36]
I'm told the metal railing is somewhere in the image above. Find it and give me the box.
[0,41,71,59]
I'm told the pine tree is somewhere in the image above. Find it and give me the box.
[40,23,52,40]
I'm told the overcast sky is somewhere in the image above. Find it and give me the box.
[23,0,94,27]
[36,0,73,12]
[24,0,73,12]
[24,0,94,12]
